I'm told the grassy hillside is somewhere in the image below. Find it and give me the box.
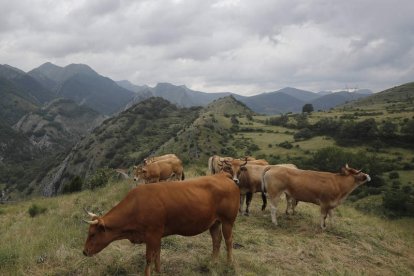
[37,97,200,196]
[155,96,255,166]
[14,98,104,151]
[0,178,413,275]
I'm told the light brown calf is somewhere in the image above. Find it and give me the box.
[134,157,184,183]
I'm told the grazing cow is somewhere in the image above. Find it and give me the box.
[134,158,184,183]
[144,154,179,165]
[261,164,371,229]
[223,158,270,215]
[82,172,240,276]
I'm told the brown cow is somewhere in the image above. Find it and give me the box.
[223,158,269,215]
[261,164,371,229]
[83,172,240,276]
[144,154,179,165]
[134,158,184,183]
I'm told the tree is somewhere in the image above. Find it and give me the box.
[302,103,314,113]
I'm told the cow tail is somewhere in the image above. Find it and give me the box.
[181,171,185,180]
[261,166,271,211]
[208,156,213,175]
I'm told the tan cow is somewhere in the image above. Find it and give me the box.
[208,155,257,175]
[223,158,270,215]
[261,164,371,229]
[144,154,179,165]
[134,158,184,183]
[83,172,240,276]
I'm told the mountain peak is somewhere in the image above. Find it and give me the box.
[65,63,97,76]
[0,64,26,79]
[204,95,253,115]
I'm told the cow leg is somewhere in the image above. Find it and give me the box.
[239,194,245,214]
[328,209,335,225]
[285,193,291,215]
[268,192,283,226]
[245,192,253,216]
[261,192,267,211]
[222,222,234,264]
[209,221,222,261]
[145,237,162,276]
[320,206,329,230]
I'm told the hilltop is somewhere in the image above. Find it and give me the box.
[155,96,255,163]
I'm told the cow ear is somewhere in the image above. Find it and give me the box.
[340,166,349,176]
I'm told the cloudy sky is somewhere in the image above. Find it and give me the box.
[1,0,413,95]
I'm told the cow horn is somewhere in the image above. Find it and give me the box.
[357,169,363,173]
[345,163,349,169]
[133,165,137,169]
[83,207,98,218]
[242,157,248,167]
[83,219,99,225]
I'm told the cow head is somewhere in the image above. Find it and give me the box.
[82,209,113,256]
[341,163,371,185]
[133,165,145,181]
[227,158,248,185]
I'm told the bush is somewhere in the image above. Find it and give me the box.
[62,176,83,194]
[86,168,115,190]
[278,141,293,149]
[389,171,400,179]
[28,204,47,218]
[383,184,414,217]
[294,128,313,141]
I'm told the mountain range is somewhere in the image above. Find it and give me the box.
[2,62,374,117]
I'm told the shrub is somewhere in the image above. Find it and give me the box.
[294,128,313,141]
[28,204,47,218]
[383,184,414,217]
[62,176,83,194]
[389,171,400,179]
[278,141,293,149]
[86,168,115,190]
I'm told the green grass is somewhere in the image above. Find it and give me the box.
[1,179,413,275]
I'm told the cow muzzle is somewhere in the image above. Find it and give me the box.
[133,177,137,181]
[365,174,371,182]
[233,178,239,184]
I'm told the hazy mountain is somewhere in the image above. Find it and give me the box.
[0,64,55,105]
[39,97,200,196]
[14,98,104,151]
[116,80,150,93]
[237,91,306,114]
[276,87,320,102]
[310,91,370,111]
[125,82,231,108]
[0,77,39,125]
[29,62,135,115]
[342,82,414,108]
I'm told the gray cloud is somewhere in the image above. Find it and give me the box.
[0,0,413,95]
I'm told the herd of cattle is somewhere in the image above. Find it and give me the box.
[83,153,371,276]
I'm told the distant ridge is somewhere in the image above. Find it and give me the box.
[29,62,135,115]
